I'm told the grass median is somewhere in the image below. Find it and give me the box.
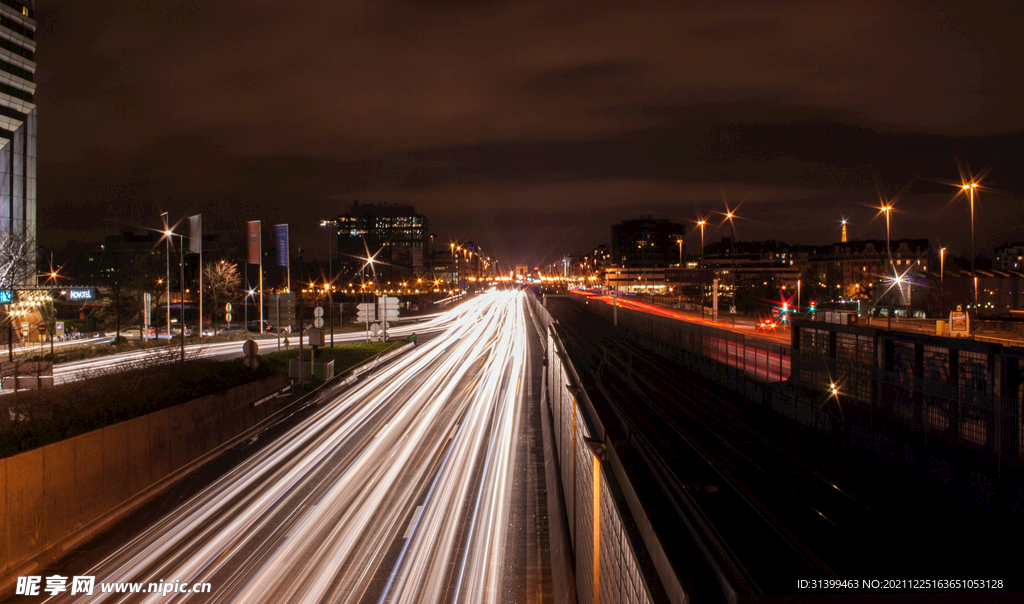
[0,340,408,459]
[259,341,404,375]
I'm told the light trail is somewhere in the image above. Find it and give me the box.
[40,291,530,604]
[42,313,453,386]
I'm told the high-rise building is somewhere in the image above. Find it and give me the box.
[335,201,429,281]
[0,0,36,280]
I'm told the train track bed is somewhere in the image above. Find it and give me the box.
[546,297,1022,599]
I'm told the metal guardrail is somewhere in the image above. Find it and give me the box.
[532,299,685,604]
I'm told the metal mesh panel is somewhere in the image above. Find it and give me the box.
[547,326,659,604]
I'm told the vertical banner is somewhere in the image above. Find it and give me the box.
[188,215,202,254]
[275,224,289,267]
[247,220,261,264]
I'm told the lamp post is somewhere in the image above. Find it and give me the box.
[697,218,707,319]
[161,212,170,343]
[725,210,737,325]
[940,247,946,318]
[677,237,683,267]
[882,203,894,331]
[962,182,978,312]
[164,227,186,363]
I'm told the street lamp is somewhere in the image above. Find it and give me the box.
[881,203,895,330]
[724,209,738,325]
[961,182,979,312]
[161,212,170,344]
[164,226,186,363]
[940,247,946,318]
[697,218,707,319]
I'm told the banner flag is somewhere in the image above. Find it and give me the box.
[247,221,261,264]
[275,224,289,267]
[188,215,202,254]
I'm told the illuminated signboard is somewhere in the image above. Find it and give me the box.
[0,290,10,304]
[66,289,95,301]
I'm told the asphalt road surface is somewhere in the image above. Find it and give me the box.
[22,292,540,603]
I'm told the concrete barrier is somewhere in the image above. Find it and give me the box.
[0,374,286,578]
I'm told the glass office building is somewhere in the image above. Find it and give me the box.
[0,0,36,280]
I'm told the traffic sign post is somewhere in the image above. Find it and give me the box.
[378,297,399,341]
[242,339,258,371]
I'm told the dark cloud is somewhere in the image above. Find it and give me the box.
[33,0,1024,266]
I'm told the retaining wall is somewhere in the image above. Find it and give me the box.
[0,374,287,577]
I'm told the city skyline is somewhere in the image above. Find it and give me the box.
[31,1,1024,267]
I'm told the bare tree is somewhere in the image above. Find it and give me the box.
[0,231,36,359]
[0,230,35,291]
[203,261,241,331]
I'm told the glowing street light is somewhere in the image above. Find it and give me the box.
[961,181,979,310]
[879,202,896,330]
[940,246,946,316]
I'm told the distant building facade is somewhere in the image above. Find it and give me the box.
[335,201,429,280]
[611,216,685,268]
[995,243,1024,271]
[0,1,36,282]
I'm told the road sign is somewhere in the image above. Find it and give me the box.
[242,339,258,357]
[371,323,380,334]
[729,306,736,314]
[314,306,324,317]
[378,296,399,307]
[244,357,259,370]
[37,323,47,333]
[308,328,324,346]
[225,303,232,312]
[225,312,233,322]
[382,309,400,319]
[313,317,324,328]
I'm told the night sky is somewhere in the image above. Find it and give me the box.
[33,1,1024,267]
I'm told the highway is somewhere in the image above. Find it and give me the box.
[33,291,536,603]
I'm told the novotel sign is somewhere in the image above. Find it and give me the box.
[0,290,10,304]
[66,289,95,301]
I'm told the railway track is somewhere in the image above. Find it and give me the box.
[546,297,895,598]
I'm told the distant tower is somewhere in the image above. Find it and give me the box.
[841,218,848,243]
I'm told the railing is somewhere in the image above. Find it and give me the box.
[532,300,685,604]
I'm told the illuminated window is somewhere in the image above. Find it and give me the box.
[22,6,26,15]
